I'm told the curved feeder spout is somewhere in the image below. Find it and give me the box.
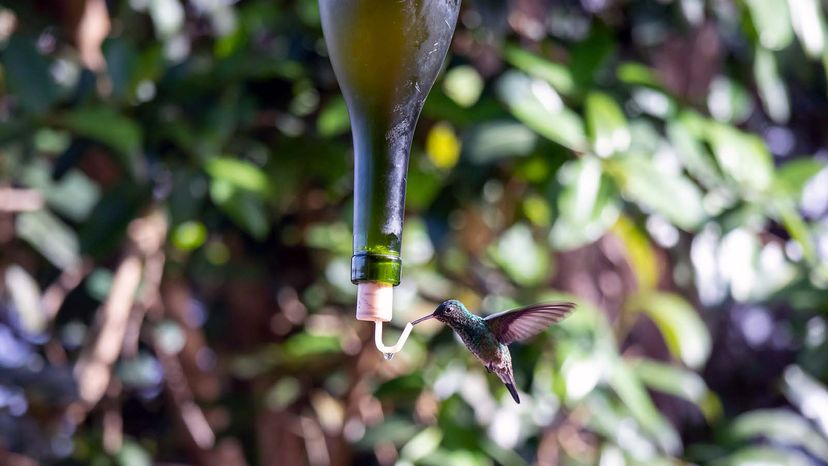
[357,282,415,359]
[374,321,414,360]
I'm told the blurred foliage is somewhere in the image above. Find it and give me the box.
[1,0,828,465]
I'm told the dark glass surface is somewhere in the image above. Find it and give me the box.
[320,0,461,285]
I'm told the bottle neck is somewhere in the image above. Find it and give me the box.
[350,115,409,286]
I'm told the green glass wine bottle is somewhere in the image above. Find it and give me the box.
[320,0,461,321]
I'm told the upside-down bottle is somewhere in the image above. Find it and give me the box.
[319,0,461,322]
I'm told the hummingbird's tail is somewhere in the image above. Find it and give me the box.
[505,382,520,404]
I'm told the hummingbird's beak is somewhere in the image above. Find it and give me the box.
[411,313,436,325]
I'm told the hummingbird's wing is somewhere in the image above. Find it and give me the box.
[484,302,576,345]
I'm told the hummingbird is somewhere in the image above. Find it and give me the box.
[411,300,576,404]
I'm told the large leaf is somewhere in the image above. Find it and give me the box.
[633,358,721,421]
[787,0,826,58]
[711,447,813,466]
[491,223,550,287]
[666,114,723,189]
[496,71,587,152]
[585,92,630,157]
[62,107,142,157]
[462,121,538,164]
[4,265,46,336]
[210,179,271,239]
[783,366,828,436]
[21,161,101,222]
[15,210,81,270]
[503,46,575,96]
[706,76,754,124]
[773,159,826,198]
[705,122,775,194]
[754,48,790,123]
[611,216,658,290]
[1,35,57,113]
[399,426,442,464]
[550,157,620,250]
[205,156,271,197]
[628,292,711,369]
[745,0,794,50]
[730,409,828,462]
[611,155,706,230]
[608,359,681,455]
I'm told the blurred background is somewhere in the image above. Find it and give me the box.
[1,0,828,465]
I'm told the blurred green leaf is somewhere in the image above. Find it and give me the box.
[730,409,828,462]
[358,417,420,448]
[4,265,45,335]
[611,155,706,230]
[21,162,101,222]
[1,35,57,113]
[497,71,587,152]
[550,157,620,250]
[617,62,663,88]
[78,184,147,258]
[611,215,658,290]
[705,121,775,195]
[205,156,271,197]
[745,0,794,50]
[586,92,630,157]
[265,378,301,409]
[210,183,270,239]
[62,108,142,158]
[666,115,723,189]
[443,65,484,108]
[462,121,538,164]
[633,358,721,421]
[420,449,491,466]
[783,366,828,433]
[707,76,753,124]
[491,222,550,286]
[375,373,425,400]
[86,268,114,302]
[773,158,825,198]
[16,210,81,269]
[787,0,827,58]
[608,358,681,454]
[317,96,350,137]
[628,292,711,369]
[503,46,576,96]
[281,333,340,360]
[171,221,207,251]
[711,446,813,466]
[406,161,444,209]
[481,440,530,466]
[570,24,615,86]
[775,200,815,263]
[399,426,443,463]
[754,48,790,123]
[115,440,152,466]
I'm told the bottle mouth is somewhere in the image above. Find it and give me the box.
[351,253,402,286]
